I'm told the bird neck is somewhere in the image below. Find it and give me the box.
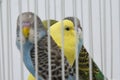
[23,41,35,75]
[16,40,35,75]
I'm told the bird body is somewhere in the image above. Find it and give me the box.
[16,12,46,80]
[65,17,108,80]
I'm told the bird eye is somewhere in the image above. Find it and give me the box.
[65,27,70,31]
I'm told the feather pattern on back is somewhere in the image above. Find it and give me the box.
[30,35,74,80]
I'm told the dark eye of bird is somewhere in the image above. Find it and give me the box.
[65,27,70,31]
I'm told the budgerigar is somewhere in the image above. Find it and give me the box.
[64,17,108,80]
[16,12,83,80]
[16,12,45,80]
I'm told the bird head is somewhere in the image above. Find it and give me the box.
[50,17,82,66]
[16,12,46,44]
[63,17,83,39]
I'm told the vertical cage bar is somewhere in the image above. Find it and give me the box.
[99,0,104,71]
[88,0,93,80]
[80,0,83,26]
[109,0,113,79]
[34,0,39,80]
[9,10,14,80]
[119,0,120,78]
[103,0,107,79]
[45,0,47,19]
[0,1,5,80]
[0,46,1,79]
[46,0,52,79]
[27,0,30,11]
[54,0,56,19]
[6,0,11,78]
[0,35,1,80]
[18,0,24,79]
[61,0,65,80]
[73,0,79,80]
[6,0,14,80]
[80,1,85,79]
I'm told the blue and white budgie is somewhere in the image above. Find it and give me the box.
[16,12,45,80]
[16,12,82,80]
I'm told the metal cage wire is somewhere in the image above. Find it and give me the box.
[0,0,120,80]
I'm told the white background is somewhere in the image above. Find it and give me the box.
[0,0,120,80]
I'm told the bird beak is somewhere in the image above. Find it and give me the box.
[22,26,30,39]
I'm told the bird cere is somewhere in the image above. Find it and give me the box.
[16,12,108,80]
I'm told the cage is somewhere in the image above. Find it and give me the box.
[0,0,120,80]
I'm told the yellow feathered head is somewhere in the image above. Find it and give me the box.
[50,17,82,66]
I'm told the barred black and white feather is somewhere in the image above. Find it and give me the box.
[30,35,74,80]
